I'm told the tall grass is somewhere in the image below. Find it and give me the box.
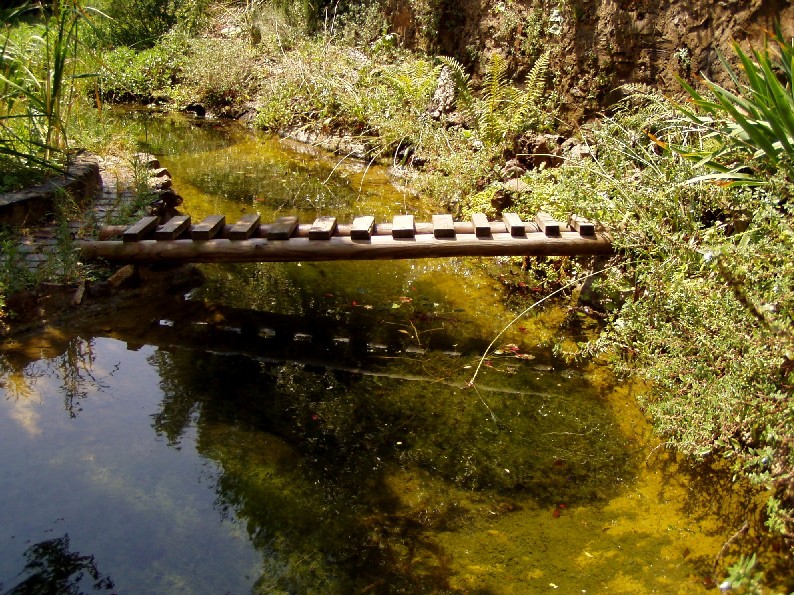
[0,1,97,176]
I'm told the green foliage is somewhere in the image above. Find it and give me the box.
[723,554,766,594]
[97,38,185,101]
[459,51,550,148]
[516,88,793,547]
[0,227,35,296]
[179,36,261,110]
[673,26,794,186]
[1,2,95,170]
[88,0,209,48]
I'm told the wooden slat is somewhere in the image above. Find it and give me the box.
[155,215,191,240]
[192,215,226,240]
[432,214,455,238]
[471,213,491,237]
[123,216,159,242]
[350,216,375,239]
[535,212,560,236]
[502,212,526,236]
[568,214,595,236]
[229,214,261,240]
[392,215,415,239]
[308,216,338,240]
[79,232,615,263]
[267,216,299,240]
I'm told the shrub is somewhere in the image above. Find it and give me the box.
[87,0,210,49]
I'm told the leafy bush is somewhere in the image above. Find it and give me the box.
[87,0,210,48]
[517,85,794,554]
[97,35,186,102]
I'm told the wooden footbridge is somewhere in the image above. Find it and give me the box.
[78,212,612,264]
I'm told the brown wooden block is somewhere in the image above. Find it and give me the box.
[432,214,455,238]
[502,212,526,236]
[392,215,415,238]
[308,216,338,240]
[350,216,375,239]
[568,214,595,236]
[229,214,261,240]
[155,215,191,240]
[535,212,560,236]
[267,216,299,240]
[192,215,226,240]
[471,213,491,237]
[123,216,159,242]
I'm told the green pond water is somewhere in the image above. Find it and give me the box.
[0,113,778,593]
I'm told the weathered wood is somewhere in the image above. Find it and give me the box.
[192,215,226,240]
[229,214,261,240]
[432,214,455,238]
[471,213,491,237]
[392,215,415,239]
[267,216,299,240]
[123,216,159,242]
[350,216,375,239]
[308,216,338,240]
[79,231,614,263]
[155,215,191,240]
[536,212,561,236]
[568,214,595,236]
[502,212,526,237]
[100,219,516,240]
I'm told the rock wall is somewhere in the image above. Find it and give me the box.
[387,0,794,124]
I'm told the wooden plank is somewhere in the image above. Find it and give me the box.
[192,215,226,240]
[229,214,261,240]
[79,232,614,263]
[535,212,561,236]
[502,212,526,236]
[350,216,375,239]
[267,216,299,240]
[392,215,415,238]
[471,213,491,237]
[568,214,595,236]
[432,214,456,238]
[308,216,338,240]
[123,216,159,242]
[155,215,191,240]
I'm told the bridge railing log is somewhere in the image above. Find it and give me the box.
[80,212,613,263]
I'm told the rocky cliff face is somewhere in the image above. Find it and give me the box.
[387,0,794,124]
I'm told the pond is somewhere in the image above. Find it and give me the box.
[0,114,777,593]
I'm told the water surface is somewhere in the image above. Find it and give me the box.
[0,114,778,593]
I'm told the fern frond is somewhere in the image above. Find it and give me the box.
[524,50,549,106]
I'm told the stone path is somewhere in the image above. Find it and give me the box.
[3,155,144,280]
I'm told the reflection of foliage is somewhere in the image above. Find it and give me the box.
[53,337,113,418]
[2,534,114,594]
[147,339,635,591]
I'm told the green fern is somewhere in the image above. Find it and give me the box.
[473,51,549,147]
